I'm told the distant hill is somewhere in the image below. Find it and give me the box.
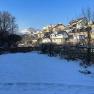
[18,28,39,35]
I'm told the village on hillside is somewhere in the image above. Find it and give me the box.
[18,17,94,48]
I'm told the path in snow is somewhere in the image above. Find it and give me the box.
[0,82,94,94]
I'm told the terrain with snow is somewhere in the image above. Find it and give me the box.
[0,52,94,94]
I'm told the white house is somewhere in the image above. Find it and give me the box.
[42,38,51,43]
[50,31,68,44]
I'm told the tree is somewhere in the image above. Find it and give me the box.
[8,34,22,47]
[92,12,94,22]
[85,26,92,65]
[0,11,18,34]
[81,8,94,22]
[0,11,19,48]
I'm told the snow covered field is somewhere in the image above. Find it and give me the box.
[0,52,94,94]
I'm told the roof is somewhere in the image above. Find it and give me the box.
[69,17,87,25]
[58,31,67,34]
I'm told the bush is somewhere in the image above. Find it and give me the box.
[9,47,33,53]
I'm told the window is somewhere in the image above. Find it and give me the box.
[79,35,85,40]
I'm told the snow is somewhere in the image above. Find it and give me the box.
[0,52,94,94]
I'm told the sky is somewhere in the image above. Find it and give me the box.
[0,0,94,30]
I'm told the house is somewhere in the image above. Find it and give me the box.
[42,24,65,33]
[37,31,44,39]
[69,17,88,29]
[91,26,94,45]
[67,27,89,45]
[50,31,68,45]
[53,24,65,32]
[42,38,51,43]
[64,18,89,45]
[42,25,54,33]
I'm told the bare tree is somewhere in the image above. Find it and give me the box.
[0,11,18,34]
[81,8,94,22]
[0,11,20,48]
[80,8,93,65]
[92,12,94,22]
[85,26,92,65]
